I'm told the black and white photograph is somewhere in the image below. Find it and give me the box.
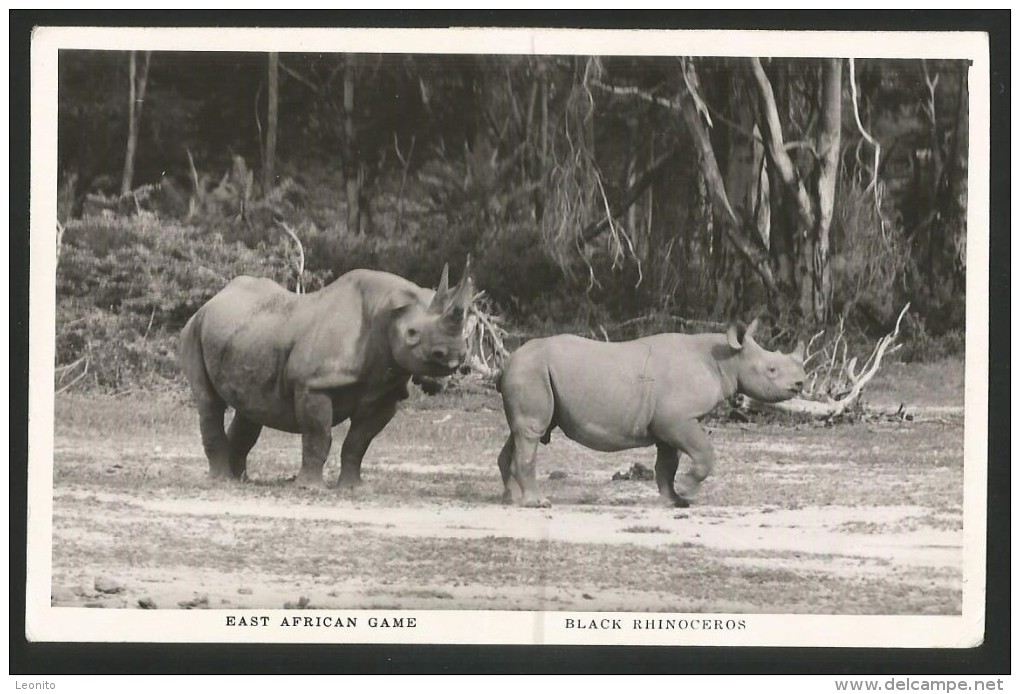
[24,24,992,650]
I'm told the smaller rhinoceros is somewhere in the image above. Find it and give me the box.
[496,320,806,508]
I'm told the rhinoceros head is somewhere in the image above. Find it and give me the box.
[391,258,475,377]
[727,319,806,403]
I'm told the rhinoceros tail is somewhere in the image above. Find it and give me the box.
[493,368,504,393]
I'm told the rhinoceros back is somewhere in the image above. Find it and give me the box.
[501,333,735,452]
[180,276,309,429]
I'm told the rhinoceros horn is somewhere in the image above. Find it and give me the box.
[442,255,474,325]
[429,263,451,313]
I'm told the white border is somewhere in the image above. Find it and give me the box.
[26,26,991,648]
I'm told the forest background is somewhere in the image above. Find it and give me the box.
[54,50,969,392]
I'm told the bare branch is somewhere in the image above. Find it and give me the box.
[848,58,887,238]
[747,57,815,233]
[678,60,778,294]
[55,357,89,395]
[142,306,156,340]
[581,148,680,244]
[278,59,320,94]
[679,58,713,127]
[278,222,305,294]
[590,79,679,111]
[55,354,86,378]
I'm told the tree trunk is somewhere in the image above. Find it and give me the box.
[120,51,151,195]
[748,59,815,234]
[808,58,843,323]
[749,57,842,321]
[947,63,969,291]
[341,56,361,234]
[536,72,548,221]
[263,52,279,195]
[677,62,779,297]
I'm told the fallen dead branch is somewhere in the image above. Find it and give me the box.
[745,303,910,420]
[415,293,510,395]
[463,293,510,380]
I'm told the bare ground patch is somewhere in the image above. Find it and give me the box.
[49,393,964,615]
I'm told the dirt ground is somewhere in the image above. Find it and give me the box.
[49,360,965,614]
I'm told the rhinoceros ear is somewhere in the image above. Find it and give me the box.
[428,263,451,313]
[726,321,747,351]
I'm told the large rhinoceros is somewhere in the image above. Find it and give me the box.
[496,320,806,508]
[179,261,473,488]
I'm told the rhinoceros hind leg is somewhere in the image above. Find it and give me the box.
[198,405,233,479]
[226,413,263,480]
[181,333,233,479]
[497,436,518,504]
[654,443,688,507]
[337,401,399,490]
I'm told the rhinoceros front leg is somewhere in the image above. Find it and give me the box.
[337,401,398,490]
[653,443,690,508]
[656,419,716,503]
[295,390,334,487]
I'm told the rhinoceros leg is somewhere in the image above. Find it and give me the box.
[653,443,691,508]
[657,419,716,501]
[337,401,398,489]
[507,432,550,508]
[497,435,522,504]
[295,390,334,487]
[198,404,233,479]
[180,333,233,479]
[226,413,263,480]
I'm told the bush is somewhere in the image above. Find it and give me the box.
[56,213,301,391]
[896,313,966,362]
[828,181,911,327]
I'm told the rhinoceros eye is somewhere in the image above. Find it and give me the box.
[767,366,778,376]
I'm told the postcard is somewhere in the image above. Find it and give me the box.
[26,25,990,649]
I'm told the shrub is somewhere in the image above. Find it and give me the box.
[896,313,966,362]
[56,213,301,391]
[828,181,911,328]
